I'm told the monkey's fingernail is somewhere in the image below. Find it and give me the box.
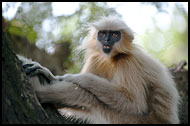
[75,87,78,90]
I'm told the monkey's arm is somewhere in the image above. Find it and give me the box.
[62,73,139,114]
[30,76,98,110]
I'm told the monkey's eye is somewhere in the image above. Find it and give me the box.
[99,33,105,38]
[112,33,118,38]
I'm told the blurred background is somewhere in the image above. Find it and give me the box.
[2,2,188,75]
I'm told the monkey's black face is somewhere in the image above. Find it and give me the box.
[98,30,121,53]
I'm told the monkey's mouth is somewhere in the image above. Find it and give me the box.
[103,45,112,53]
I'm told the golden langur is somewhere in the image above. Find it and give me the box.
[18,15,180,124]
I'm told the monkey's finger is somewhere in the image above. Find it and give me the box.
[25,66,41,76]
[29,69,55,83]
[23,64,34,69]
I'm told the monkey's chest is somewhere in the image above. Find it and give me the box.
[83,55,116,80]
[91,63,115,81]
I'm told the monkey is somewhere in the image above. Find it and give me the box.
[18,15,180,124]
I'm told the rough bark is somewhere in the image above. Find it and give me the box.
[2,31,188,124]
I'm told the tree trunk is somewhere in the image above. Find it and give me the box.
[2,30,188,124]
[2,30,83,124]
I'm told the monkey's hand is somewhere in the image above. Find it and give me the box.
[25,63,56,84]
[17,55,57,84]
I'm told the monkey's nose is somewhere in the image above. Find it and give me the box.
[104,40,108,44]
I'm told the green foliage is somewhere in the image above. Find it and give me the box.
[8,19,37,43]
